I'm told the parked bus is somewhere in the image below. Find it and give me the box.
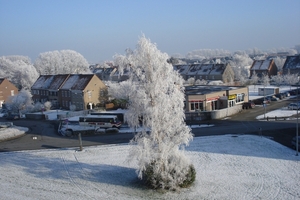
[58,115,121,136]
[79,115,121,128]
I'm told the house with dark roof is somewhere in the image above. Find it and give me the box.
[282,55,300,75]
[31,74,70,108]
[0,78,19,108]
[31,74,107,110]
[174,63,234,83]
[249,59,278,78]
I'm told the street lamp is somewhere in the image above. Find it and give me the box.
[296,82,299,156]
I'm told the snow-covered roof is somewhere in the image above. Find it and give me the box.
[209,64,226,75]
[173,65,190,74]
[31,75,70,90]
[174,64,227,76]
[282,55,300,69]
[251,60,273,71]
[60,74,94,90]
[185,85,241,95]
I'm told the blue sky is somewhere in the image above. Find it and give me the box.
[0,0,299,63]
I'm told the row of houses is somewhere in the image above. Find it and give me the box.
[93,55,300,83]
[30,74,106,110]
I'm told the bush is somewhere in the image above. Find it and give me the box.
[142,159,196,190]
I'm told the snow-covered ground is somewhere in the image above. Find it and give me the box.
[0,135,299,200]
[0,85,299,199]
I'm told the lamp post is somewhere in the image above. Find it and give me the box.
[296,82,299,156]
[264,84,266,119]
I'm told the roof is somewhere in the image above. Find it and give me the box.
[185,85,242,95]
[60,74,95,90]
[0,78,4,84]
[175,63,228,76]
[31,75,69,90]
[282,55,300,69]
[173,65,190,74]
[251,60,273,71]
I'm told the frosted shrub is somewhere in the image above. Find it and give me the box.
[44,101,52,111]
[69,104,76,111]
[33,102,43,112]
[114,35,195,190]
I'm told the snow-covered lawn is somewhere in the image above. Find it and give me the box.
[0,85,299,199]
[0,135,299,200]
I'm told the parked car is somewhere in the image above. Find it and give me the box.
[288,103,300,110]
[284,92,290,97]
[291,136,300,149]
[252,98,264,105]
[5,113,20,120]
[270,96,279,101]
[242,101,255,109]
[0,109,8,117]
[275,93,284,100]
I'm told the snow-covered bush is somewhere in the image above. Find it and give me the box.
[32,102,44,112]
[69,104,76,111]
[44,101,52,111]
[114,35,195,190]
[5,89,33,113]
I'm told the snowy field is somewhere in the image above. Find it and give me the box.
[0,135,299,200]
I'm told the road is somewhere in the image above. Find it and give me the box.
[0,97,298,152]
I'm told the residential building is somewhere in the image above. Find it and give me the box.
[250,59,278,78]
[31,74,107,110]
[174,63,234,83]
[0,78,19,108]
[282,55,300,75]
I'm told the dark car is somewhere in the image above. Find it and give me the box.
[6,114,20,120]
[242,101,255,109]
[275,93,284,100]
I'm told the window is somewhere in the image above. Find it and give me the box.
[228,100,235,107]
[236,93,245,103]
[11,90,14,96]
[190,101,204,111]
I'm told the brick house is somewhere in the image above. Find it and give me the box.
[174,63,234,83]
[250,59,278,78]
[31,74,107,110]
[0,78,19,108]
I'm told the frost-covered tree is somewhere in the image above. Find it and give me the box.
[0,56,39,89]
[44,101,52,111]
[34,50,90,75]
[250,70,259,89]
[185,49,231,60]
[195,79,208,85]
[261,74,270,87]
[229,51,253,80]
[271,75,283,87]
[273,57,286,72]
[186,77,195,85]
[284,72,299,89]
[107,80,132,100]
[114,35,195,190]
[5,89,33,115]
